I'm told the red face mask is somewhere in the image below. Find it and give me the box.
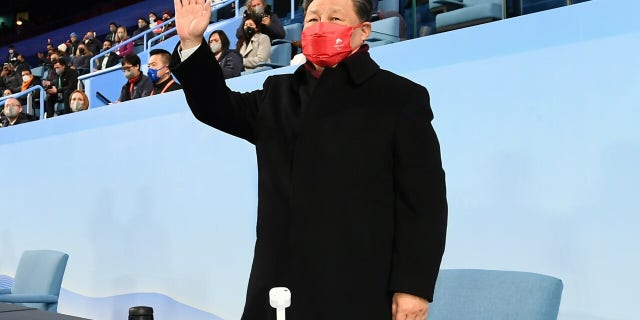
[301,22,363,67]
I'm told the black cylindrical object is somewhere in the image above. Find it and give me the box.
[128,306,154,320]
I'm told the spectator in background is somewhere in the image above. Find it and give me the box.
[2,88,13,97]
[114,26,135,58]
[43,57,78,117]
[37,45,55,68]
[151,11,164,37]
[132,17,150,47]
[115,54,152,103]
[68,32,81,59]
[237,16,271,71]
[1,63,21,94]
[14,54,31,75]
[5,45,18,66]
[104,22,119,43]
[208,30,242,79]
[71,43,93,75]
[236,0,285,41]
[68,89,89,113]
[83,30,102,57]
[147,49,182,95]
[160,10,177,39]
[148,12,160,30]
[94,39,120,71]
[42,53,59,85]
[57,43,72,64]
[1,97,35,127]
[18,68,42,107]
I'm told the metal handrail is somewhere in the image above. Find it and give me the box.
[89,17,177,72]
[0,85,46,120]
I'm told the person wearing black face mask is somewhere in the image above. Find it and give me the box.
[83,30,102,56]
[235,0,285,41]
[94,39,119,71]
[237,16,271,71]
[71,44,92,75]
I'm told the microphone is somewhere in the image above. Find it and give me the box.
[269,287,291,320]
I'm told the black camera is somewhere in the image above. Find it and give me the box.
[243,4,272,20]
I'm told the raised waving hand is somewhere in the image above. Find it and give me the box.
[174,0,212,50]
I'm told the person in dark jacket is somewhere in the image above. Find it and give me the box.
[208,30,242,79]
[235,0,285,41]
[42,57,78,117]
[147,49,182,95]
[171,0,448,319]
[115,54,153,103]
[1,97,36,127]
[94,39,120,72]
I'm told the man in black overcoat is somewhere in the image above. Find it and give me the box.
[170,0,448,319]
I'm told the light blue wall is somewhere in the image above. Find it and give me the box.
[2,1,639,319]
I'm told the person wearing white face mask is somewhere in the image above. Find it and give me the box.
[44,57,78,117]
[68,90,89,113]
[132,17,150,46]
[1,97,35,127]
[208,30,242,79]
[171,0,447,319]
[18,69,42,108]
[114,26,134,58]
[235,0,285,41]
[114,54,152,103]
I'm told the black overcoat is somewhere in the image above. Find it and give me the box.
[171,41,448,320]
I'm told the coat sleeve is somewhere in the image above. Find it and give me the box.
[140,77,153,98]
[170,39,261,143]
[389,86,448,302]
[265,13,286,40]
[219,52,243,79]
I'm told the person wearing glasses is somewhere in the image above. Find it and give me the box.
[147,49,181,96]
[114,54,152,103]
[1,97,35,127]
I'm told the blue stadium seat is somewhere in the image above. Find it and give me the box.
[435,0,504,33]
[430,269,564,320]
[242,42,292,75]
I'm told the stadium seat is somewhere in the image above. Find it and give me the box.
[367,16,402,45]
[435,0,504,33]
[242,42,292,75]
[0,250,69,312]
[429,269,563,320]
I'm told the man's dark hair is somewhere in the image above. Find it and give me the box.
[122,54,141,67]
[109,22,118,27]
[56,57,68,66]
[302,0,372,22]
[149,49,172,65]
[212,30,231,50]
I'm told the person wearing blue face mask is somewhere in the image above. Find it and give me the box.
[147,49,182,96]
